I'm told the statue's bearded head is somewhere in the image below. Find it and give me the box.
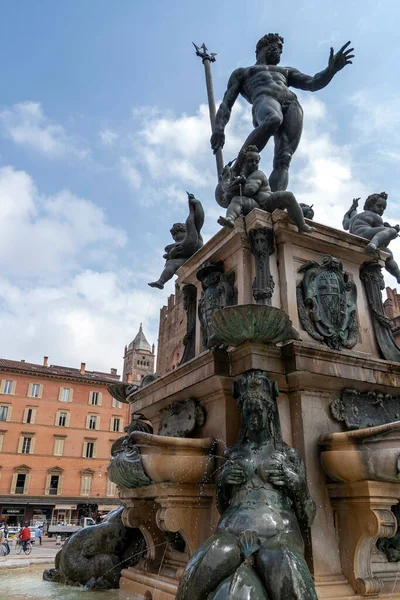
[255,33,284,65]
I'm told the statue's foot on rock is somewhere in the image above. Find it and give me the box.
[148,281,164,289]
[298,224,315,234]
[218,216,235,228]
[366,242,379,255]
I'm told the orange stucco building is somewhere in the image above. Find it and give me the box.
[0,356,130,527]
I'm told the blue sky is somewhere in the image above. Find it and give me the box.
[1,0,400,373]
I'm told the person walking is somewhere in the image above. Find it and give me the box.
[35,525,42,545]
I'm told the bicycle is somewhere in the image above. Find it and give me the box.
[15,540,32,555]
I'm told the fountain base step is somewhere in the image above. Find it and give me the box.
[120,566,177,600]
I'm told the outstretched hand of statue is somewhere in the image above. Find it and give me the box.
[351,197,360,209]
[211,130,226,153]
[328,41,354,72]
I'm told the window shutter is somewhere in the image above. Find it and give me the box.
[109,418,113,432]
[27,384,33,398]
[17,437,23,453]
[31,408,36,425]
[120,419,123,432]
[55,411,59,426]
[23,408,28,424]
[30,438,36,454]
[11,381,16,395]
[58,388,63,401]
[58,475,63,495]
[93,442,97,458]
[38,385,43,399]
[10,473,17,494]
[0,380,4,393]
[98,392,103,406]
[24,474,31,494]
[66,413,71,427]
[45,474,51,495]
[88,391,93,405]
[86,415,90,429]
[6,406,12,422]
[69,388,73,402]
[0,434,3,452]
[95,416,100,431]
[82,442,87,458]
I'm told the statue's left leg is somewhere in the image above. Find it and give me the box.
[264,191,314,233]
[269,101,303,192]
[256,536,318,600]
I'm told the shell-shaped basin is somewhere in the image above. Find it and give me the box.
[209,305,301,347]
[132,432,215,484]
[319,421,400,483]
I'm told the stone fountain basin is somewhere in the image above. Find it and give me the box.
[319,421,400,483]
[132,432,215,484]
[209,304,301,346]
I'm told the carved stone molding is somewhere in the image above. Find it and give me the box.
[122,502,166,572]
[155,492,214,557]
[360,261,400,362]
[327,481,399,596]
[297,254,358,350]
[158,397,205,437]
[331,388,400,429]
[248,227,275,305]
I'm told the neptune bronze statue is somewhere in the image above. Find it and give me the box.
[176,369,317,600]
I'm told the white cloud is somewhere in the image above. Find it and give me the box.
[120,156,142,190]
[99,129,118,146]
[0,101,88,159]
[0,166,126,277]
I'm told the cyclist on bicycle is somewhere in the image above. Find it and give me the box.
[17,523,31,550]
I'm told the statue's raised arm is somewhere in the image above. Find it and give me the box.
[288,41,354,91]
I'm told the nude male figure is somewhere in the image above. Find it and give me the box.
[211,33,354,192]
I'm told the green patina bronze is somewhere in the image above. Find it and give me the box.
[209,304,300,347]
[176,370,317,600]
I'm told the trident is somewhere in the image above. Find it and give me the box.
[193,42,224,178]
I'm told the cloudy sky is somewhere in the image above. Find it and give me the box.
[0,0,399,374]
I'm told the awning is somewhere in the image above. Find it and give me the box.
[54,504,77,510]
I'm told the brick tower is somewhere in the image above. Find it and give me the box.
[123,324,155,383]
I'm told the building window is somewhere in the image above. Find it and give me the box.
[80,471,94,496]
[15,473,26,494]
[59,388,72,402]
[88,415,98,430]
[0,406,8,421]
[2,380,15,395]
[48,475,60,495]
[53,438,65,456]
[22,437,32,454]
[106,477,117,497]
[112,418,121,433]
[28,383,42,398]
[89,391,102,406]
[56,411,69,427]
[23,407,36,425]
[112,398,122,409]
[83,441,96,458]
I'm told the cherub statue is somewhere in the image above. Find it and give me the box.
[343,192,400,282]
[149,192,204,289]
[176,370,317,600]
[216,145,315,234]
